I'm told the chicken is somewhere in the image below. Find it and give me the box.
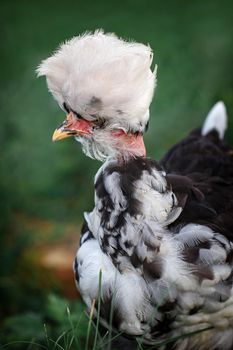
[38,30,233,350]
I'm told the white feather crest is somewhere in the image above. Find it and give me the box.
[37,29,156,132]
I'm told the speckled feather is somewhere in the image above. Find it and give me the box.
[75,106,233,349]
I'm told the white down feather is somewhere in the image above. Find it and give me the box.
[37,29,156,132]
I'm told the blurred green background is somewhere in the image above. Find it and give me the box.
[1,0,233,348]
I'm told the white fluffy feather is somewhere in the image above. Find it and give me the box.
[202,101,227,139]
[37,29,156,132]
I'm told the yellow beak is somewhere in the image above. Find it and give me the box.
[52,128,74,142]
[52,112,92,142]
[52,112,78,142]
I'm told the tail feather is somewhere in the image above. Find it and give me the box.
[202,101,227,139]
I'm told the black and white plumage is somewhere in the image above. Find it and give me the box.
[38,31,233,350]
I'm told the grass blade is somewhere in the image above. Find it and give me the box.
[85,299,95,350]
[93,270,102,350]
[0,340,47,349]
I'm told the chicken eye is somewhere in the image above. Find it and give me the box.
[94,117,105,128]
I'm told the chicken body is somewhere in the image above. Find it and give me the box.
[75,109,233,350]
[38,31,233,350]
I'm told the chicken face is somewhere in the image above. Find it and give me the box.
[37,30,156,160]
[52,105,146,161]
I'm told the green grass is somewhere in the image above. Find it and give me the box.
[1,291,214,350]
[1,294,88,350]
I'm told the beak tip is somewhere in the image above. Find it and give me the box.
[52,134,58,142]
[52,128,75,142]
[52,129,60,142]
[52,129,66,142]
